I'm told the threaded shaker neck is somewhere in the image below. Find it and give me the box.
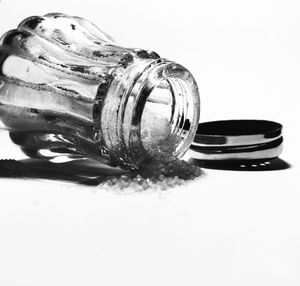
[100,58,200,169]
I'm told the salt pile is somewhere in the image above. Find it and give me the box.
[97,107,202,191]
[97,154,202,191]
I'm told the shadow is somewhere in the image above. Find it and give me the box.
[0,158,205,188]
[0,157,290,187]
[189,158,292,172]
[0,158,128,185]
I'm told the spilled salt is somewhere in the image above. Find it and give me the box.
[97,154,202,191]
[96,107,202,191]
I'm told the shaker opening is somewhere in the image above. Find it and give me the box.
[123,60,200,168]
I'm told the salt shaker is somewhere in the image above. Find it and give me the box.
[0,13,200,169]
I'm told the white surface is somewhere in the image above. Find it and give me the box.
[0,0,299,285]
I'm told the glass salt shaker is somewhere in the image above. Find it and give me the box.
[0,13,200,169]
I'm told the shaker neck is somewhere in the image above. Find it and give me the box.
[100,58,200,169]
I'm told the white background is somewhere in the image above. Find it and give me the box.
[0,0,299,285]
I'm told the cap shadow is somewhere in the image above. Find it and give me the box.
[189,158,291,171]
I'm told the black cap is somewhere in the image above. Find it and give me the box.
[189,120,283,163]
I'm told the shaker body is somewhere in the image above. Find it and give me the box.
[0,13,200,168]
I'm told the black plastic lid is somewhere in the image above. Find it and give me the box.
[189,120,283,162]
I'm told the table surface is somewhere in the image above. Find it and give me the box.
[0,0,299,285]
